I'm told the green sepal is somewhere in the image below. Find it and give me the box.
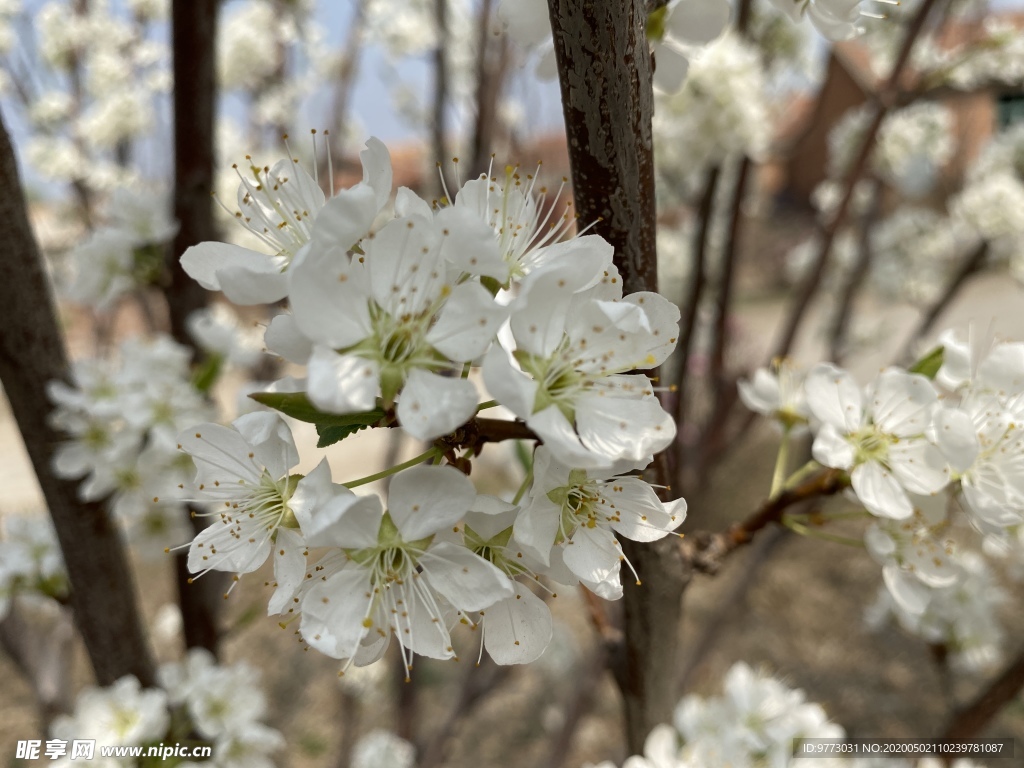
[909,345,944,380]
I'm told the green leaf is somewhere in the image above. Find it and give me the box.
[909,345,944,379]
[249,391,386,448]
[316,420,373,448]
[248,391,385,426]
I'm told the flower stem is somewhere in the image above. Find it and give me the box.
[782,516,865,548]
[343,447,443,489]
[512,464,534,505]
[476,399,498,412]
[770,430,791,499]
[783,459,821,491]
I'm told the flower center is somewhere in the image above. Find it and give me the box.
[850,426,892,464]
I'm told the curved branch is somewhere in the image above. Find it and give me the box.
[683,469,848,574]
[940,646,1024,741]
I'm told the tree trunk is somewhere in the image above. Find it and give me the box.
[546,0,688,752]
[0,110,156,687]
[171,0,224,655]
[170,0,217,344]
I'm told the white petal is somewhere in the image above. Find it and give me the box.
[187,520,270,575]
[530,405,608,469]
[666,0,730,44]
[738,368,781,415]
[360,137,394,211]
[575,394,676,466]
[851,462,914,519]
[396,370,479,442]
[482,345,538,419]
[217,266,288,306]
[311,184,380,259]
[483,584,553,665]
[180,242,279,292]
[177,422,262,486]
[395,186,432,219]
[232,411,298,479]
[621,292,681,368]
[389,465,476,541]
[510,269,576,358]
[306,348,380,414]
[288,247,372,348]
[302,492,383,549]
[811,422,855,470]
[562,526,622,592]
[882,564,930,616]
[264,313,313,364]
[606,478,683,542]
[652,43,690,94]
[289,458,336,533]
[365,214,444,317]
[514,499,561,567]
[930,407,980,473]
[888,440,949,496]
[268,528,306,615]
[426,281,508,361]
[300,567,374,659]
[805,363,863,433]
[421,541,515,612]
[869,368,937,437]
[436,206,508,281]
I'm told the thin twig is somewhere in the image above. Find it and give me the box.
[683,469,848,574]
[673,166,719,431]
[940,646,1024,741]
[828,178,882,363]
[542,646,610,768]
[898,241,988,365]
[677,525,788,693]
[329,0,369,160]
[416,658,512,768]
[772,0,944,360]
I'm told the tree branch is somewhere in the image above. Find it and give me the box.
[771,0,944,360]
[171,0,224,656]
[898,240,988,365]
[940,646,1024,741]
[673,166,719,432]
[683,469,848,574]
[0,109,156,687]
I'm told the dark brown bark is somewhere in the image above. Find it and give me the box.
[0,110,156,687]
[547,0,687,751]
[171,0,223,655]
[170,0,217,345]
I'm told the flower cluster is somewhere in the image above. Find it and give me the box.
[48,335,214,556]
[654,32,770,195]
[0,514,67,619]
[739,329,1024,668]
[173,138,687,671]
[586,661,845,768]
[587,661,992,767]
[61,187,178,311]
[53,649,283,768]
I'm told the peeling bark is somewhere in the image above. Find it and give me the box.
[547,0,688,751]
[0,110,156,687]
